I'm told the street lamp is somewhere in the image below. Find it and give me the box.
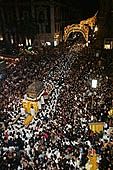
[92,79,97,88]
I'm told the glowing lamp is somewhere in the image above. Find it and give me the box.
[92,79,97,88]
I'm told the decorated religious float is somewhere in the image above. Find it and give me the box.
[88,122,104,133]
[26,80,44,99]
[22,80,44,114]
[24,115,34,126]
[22,80,51,114]
[87,153,98,170]
[108,108,113,126]
[22,80,51,125]
[108,108,113,117]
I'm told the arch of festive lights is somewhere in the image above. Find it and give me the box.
[64,12,97,42]
[64,24,89,42]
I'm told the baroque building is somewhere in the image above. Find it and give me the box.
[96,0,113,49]
[0,0,80,47]
[95,0,113,79]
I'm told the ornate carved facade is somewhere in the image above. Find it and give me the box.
[0,0,79,47]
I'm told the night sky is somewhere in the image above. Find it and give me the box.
[70,0,99,17]
[70,0,99,9]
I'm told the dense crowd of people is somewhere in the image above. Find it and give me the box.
[0,41,113,170]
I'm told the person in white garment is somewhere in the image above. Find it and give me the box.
[20,106,25,115]
[37,99,42,110]
[91,115,94,122]
[24,94,27,100]
[30,106,35,117]
[41,95,45,105]
[43,90,48,103]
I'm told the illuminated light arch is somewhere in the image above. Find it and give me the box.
[80,12,98,30]
[64,24,89,42]
[64,12,97,42]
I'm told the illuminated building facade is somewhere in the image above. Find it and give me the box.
[96,0,113,50]
[0,0,80,47]
[95,0,113,79]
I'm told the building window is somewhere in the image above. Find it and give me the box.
[46,25,50,33]
[37,25,39,33]
[41,25,44,33]
[23,11,29,20]
[39,11,45,23]
[104,44,110,50]
[0,35,3,41]
[104,39,113,49]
